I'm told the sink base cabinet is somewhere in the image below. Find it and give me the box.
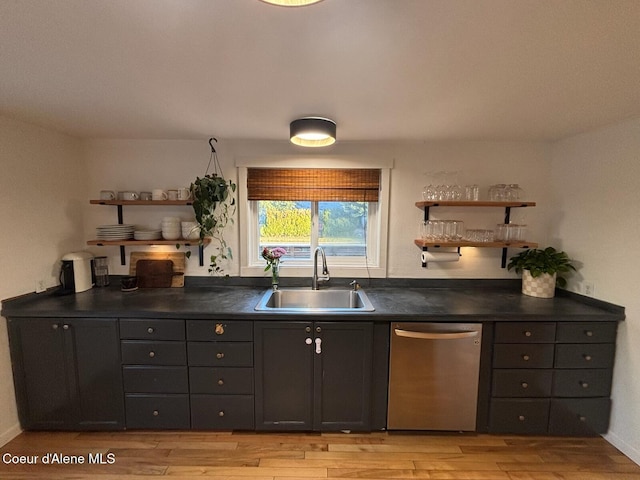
[8,317,125,430]
[254,321,386,432]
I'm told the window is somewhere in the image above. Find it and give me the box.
[239,166,389,277]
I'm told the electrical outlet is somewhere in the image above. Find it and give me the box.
[584,282,595,296]
[35,279,46,293]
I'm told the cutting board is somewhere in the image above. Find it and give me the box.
[129,252,185,287]
[135,260,176,288]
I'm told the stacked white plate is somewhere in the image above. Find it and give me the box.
[134,229,162,241]
[161,217,181,240]
[96,224,135,240]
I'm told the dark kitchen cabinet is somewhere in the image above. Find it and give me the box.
[254,320,376,431]
[120,318,190,429]
[8,317,124,430]
[488,321,617,436]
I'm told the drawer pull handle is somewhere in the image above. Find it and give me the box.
[216,352,225,359]
[147,327,154,334]
[215,324,225,335]
[153,410,159,416]
[518,415,526,422]
[521,382,529,389]
[580,382,589,388]
[524,331,532,337]
[584,355,592,361]
[149,351,155,358]
[218,379,224,386]
[522,354,530,361]
[218,411,225,417]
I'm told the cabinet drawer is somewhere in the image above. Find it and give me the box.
[493,344,554,368]
[556,322,617,343]
[189,367,254,394]
[554,344,615,369]
[548,398,611,435]
[120,319,185,340]
[123,366,188,393]
[492,369,553,397]
[187,321,253,342]
[125,394,190,429]
[489,398,550,434]
[188,342,253,367]
[494,323,556,343]
[121,341,187,365]
[190,394,254,430]
[552,369,612,397]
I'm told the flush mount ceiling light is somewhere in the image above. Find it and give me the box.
[290,117,336,147]
[260,0,324,6]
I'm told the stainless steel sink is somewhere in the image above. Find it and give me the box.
[254,287,375,312]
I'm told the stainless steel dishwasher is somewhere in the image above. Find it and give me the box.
[387,322,483,431]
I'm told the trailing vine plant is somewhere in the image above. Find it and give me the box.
[190,138,237,275]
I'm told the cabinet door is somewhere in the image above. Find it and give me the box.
[254,321,313,430]
[315,322,373,431]
[71,318,125,429]
[8,317,124,430]
[8,318,72,429]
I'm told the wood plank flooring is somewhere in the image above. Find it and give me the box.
[1,431,639,479]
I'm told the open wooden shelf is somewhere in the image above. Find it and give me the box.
[415,200,536,208]
[87,238,209,247]
[90,199,193,206]
[414,239,538,249]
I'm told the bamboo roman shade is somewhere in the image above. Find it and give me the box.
[247,168,381,202]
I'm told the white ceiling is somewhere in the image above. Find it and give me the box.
[2,0,640,142]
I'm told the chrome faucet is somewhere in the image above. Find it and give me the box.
[312,247,330,290]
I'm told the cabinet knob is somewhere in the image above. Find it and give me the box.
[522,354,530,361]
[217,379,224,386]
[149,351,155,358]
[316,326,322,333]
[218,411,225,417]
[215,323,225,335]
[52,324,59,330]
[579,415,587,422]
[216,352,225,359]
[152,410,159,416]
[518,415,526,422]
[62,324,69,330]
[521,382,529,389]
[524,331,532,337]
[585,330,594,337]
[147,327,155,334]
[580,381,589,389]
[305,337,312,345]
[583,354,592,361]
[305,326,311,333]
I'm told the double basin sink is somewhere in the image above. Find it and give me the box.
[254,287,375,312]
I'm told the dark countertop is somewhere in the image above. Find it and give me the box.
[1,279,625,322]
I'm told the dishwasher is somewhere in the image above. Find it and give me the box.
[387,322,483,431]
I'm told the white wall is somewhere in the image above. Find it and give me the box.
[551,116,640,464]
[0,115,85,446]
[84,138,553,279]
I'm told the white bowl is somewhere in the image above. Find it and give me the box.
[162,231,181,240]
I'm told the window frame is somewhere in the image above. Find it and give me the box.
[238,166,389,278]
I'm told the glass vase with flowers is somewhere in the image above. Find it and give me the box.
[262,247,287,289]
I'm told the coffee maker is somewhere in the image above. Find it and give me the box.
[58,252,94,295]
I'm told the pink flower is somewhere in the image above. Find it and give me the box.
[262,247,287,264]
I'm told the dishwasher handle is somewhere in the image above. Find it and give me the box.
[394,328,479,340]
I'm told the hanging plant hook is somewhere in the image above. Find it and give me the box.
[205,137,223,177]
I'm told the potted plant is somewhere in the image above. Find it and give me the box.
[190,138,237,275]
[507,247,576,298]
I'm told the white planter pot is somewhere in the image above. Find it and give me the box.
[522,270,556,298]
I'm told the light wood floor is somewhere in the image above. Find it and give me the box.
[1,430,639,479]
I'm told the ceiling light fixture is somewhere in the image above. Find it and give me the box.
[260,0,324,6]
[290,117,336,147]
